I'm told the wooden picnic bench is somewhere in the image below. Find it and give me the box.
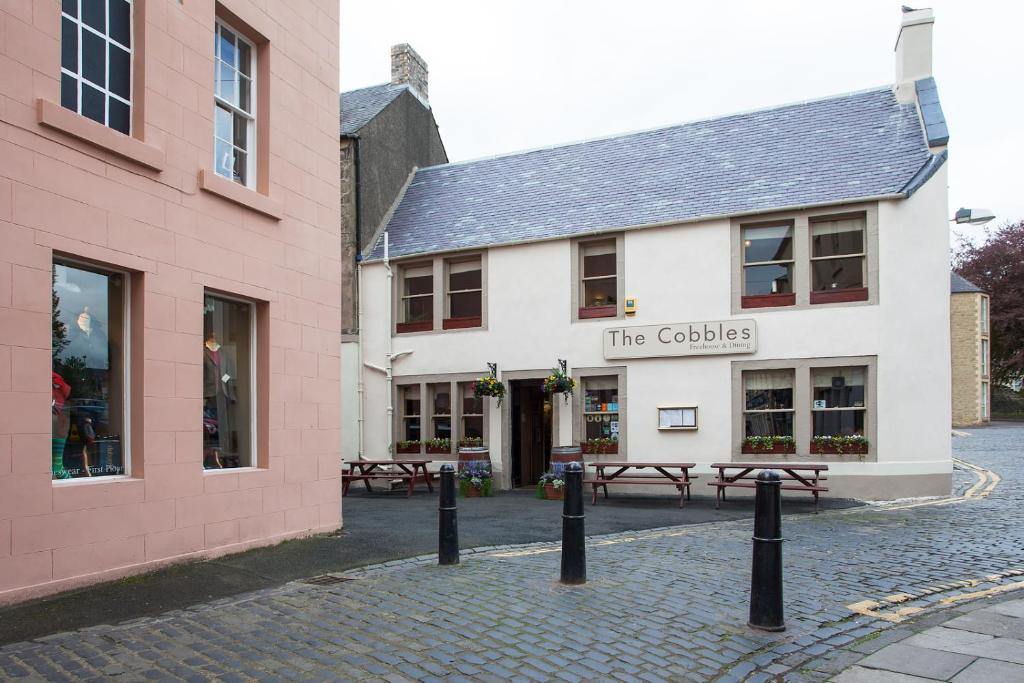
[584,462,698,508]
[342,459,434,498]
[708,462,829,513]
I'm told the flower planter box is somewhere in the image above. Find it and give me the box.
[426,446,451,455]
[542,483,564,500]
[396,445,421,454]
[581,443,618,455]
[741,443,796,455]
[810,442,868,455]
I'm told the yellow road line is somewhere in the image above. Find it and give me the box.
[846,568,1024,622]
[939,580,1024,605]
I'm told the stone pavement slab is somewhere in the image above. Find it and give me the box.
[990,597,1024,619]
[832,666,938,682]
[951,657,1024,682]
[943,609,1023,637]
[857,643,976,679]
[902,626,994,650]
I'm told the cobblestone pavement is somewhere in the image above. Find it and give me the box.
[0,424,1021,682]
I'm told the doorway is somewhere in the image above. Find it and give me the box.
[510,379,553,487]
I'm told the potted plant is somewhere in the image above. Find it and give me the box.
[742,435,796,455]
[536,471,566,500]
[395,440,421,454]
[542,367,576,405]
[425,438,451,455]
[472,375,506,406]
[458,464,493,497]
[581,438,618,455]
[811,435,869,456]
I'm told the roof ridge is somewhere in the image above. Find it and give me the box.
[340,82,406,97]
[414,84,896,173]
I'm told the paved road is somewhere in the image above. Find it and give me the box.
[0,424,1020,681]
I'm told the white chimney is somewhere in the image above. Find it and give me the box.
[391,44,429,105]
[893,7,934,103]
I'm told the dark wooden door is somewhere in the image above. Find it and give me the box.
[512,381,551,486]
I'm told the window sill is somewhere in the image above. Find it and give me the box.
[198,169,283,220]
[442,316,482,330]
[37,99,164,171]
[52,474,135,487]
[741,293,796,309]
[204,466,262,475]
[396,320,433,334]
[810,288,869,304]
[578,305,617,319]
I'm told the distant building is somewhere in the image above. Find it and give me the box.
[339,45,447,461]
[951,273,991,426]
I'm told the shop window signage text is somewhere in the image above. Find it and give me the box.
[604,319,757,359]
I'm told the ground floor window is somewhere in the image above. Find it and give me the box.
[582,376,619,442]
[400,385,421,442]
[811,366,866,436]
[460,382,484,439]
[203,293,254,469]
[743,370,794,437]
[52,260,127,479]
[981,382,989,419]
[429,382,451,441]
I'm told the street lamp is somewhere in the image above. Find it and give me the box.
[952,208,995,226]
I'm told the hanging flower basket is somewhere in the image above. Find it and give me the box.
[543,368,576,405]
[473,375,506,406]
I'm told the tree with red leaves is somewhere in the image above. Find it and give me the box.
[953,220,1024,385]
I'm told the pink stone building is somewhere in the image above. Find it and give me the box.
[0,0,341,605]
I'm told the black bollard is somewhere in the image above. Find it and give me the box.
[560,461,586,585]
[748,469,785,631]
[438,464,459,565]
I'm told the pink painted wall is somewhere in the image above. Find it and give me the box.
[0,0,341,605]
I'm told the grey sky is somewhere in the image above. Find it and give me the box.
[340,1,1023,246]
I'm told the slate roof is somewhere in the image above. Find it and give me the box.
[951,272,984,294]
[340,83,408,135]
[368,85,947,261]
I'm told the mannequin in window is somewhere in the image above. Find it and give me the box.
[51,371,72,479]
[203,329,238,467]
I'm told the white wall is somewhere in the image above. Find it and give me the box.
[358,170,952,496]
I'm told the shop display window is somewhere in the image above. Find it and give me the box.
[203,293,254,469]
[51,260,127,479]
[582,376,619,442]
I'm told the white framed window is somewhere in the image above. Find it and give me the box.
[52,258,130,479]
[981,382,989,419]
[810,214,866,292]
[399,264,433,325]
[743,370,795,437]
[981,339,989,378]
[203,293,256,469]
[60,0,133,134]
[445,258,482,322]
[811,367,867,437]
[742,222,794,297]
[981,296,989,334]
[214,20,256,187]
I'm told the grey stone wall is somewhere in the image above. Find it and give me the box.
[340,138,358,335]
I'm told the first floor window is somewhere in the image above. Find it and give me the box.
[446,258,482,322]
[582,376,619,442]
[579,239,618,315]
[52,260,127,479]
[429,383,451,441]
[743,370,794,437]
[400,264,433,325]
[214,20,256,186]
[810,214,866,292]
[61,0,133,134]
[203,294,254,469]
[460,382,484,439]
[401,385,421,441]
[981,339,989,377]
[811,366,866,436]
[742,222,793,296]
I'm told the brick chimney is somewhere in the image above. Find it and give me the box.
[391,44,428,104]
[893,6,934,103]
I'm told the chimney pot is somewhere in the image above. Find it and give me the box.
[391,44,428,103]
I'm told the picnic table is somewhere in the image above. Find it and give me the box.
[708,462,829,512]
[584,461,698,508]
[342,459,434,498]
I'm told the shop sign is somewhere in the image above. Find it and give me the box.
[603,319,757,359]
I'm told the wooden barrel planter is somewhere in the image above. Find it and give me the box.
[457,446,491,474]
[549,445,583,477]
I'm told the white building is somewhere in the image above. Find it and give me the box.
[349,9,952,499]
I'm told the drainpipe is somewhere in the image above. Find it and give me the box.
[356,258,365,458]
[384,232,394,457]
